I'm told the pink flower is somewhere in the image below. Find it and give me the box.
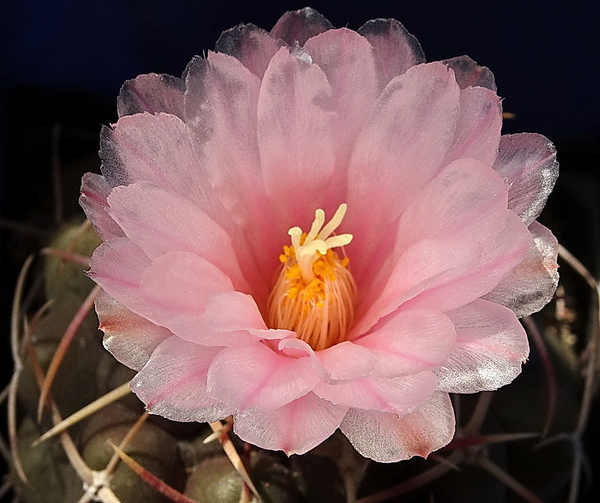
[80,8,559,462]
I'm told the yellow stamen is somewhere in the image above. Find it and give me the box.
[268,204,357,351]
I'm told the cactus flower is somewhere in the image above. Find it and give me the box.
[81,8,559,462]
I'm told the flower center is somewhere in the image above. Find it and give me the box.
[267,204,357,351]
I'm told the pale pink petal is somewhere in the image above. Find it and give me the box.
[443,55,497,91]
[347,62,460,216]
[277,338,374,384]
[315,342,378,380]
[304,28,383,172]
[233,392,347,455]
[357,212,528,335]
[96,289,171,371]
[79,173,124,240]
[184,53,262,206]
[178,291,293,346]
[435,299,529,393]
[352,237,482,336]
[138,251,233,333]
[270,7,333,46]
[88,237,151,314]
[493,133,559,226]
[442,86,502,167]
[394,158,509,255]
[100,113,218,214]
[358,18,425,82]
[346,62,460,279]
[340,391,455,463]
[356,309,456,376]
[257,47,336,227]
[276,338,330,381]
[215,23,284,78]
[102,114,261,295]
[117,73,185,118]
[206,344,318,410]
[483,221,559,318]
[131,337,232,422]
[106,181,249,291]
[314,371,437,414]
[183,52,275,291]
[405,211,530,313]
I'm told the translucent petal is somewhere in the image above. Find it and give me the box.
[435,299,529,393]
[215,23,284,78]
[117,73,185,118]
[340,391,455,463]
[493,133,559,226]
[96,289,171,371]
[443,55,497,91]
[270,7,333,46]
[80,173,124,240]
[234,392,347,455]
[483,221,559,317]
[132,337,232,422]
[358,18,425,82]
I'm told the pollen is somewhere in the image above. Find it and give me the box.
[267,204,357,351]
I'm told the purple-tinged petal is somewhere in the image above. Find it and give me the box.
[117,73,185,118]
[314,371,437,414]
[206,344,318,410]
[443,55,497,91]
[131,337,232,422]
[215,23,284,78]
[358,18,425,83]
[356,310,456,376]
[234,392,347,456]
[442,86,502,167]
[96,289,171,371]
[493,133,559,226]
[106,181,249,292]
[257,47,336,228]
[80,173,124,240]
[483,221,559,318]
[435,299,529,393]
[340,391,455,463]
[270,7,333,46]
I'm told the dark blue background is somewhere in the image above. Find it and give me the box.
[1,1,599,501]
[2,0,599,136]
